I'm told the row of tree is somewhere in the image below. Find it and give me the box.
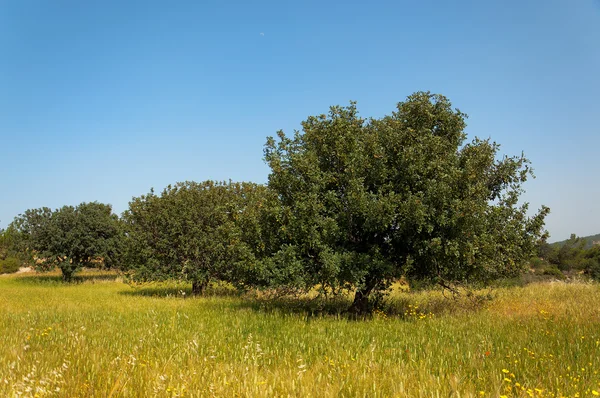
[1,92,551,313]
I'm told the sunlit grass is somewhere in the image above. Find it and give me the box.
[1,272,599,397]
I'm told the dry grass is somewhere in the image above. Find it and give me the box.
[0,271,599,397]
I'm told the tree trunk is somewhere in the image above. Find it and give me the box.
[58,260,76,283]
[348,278,378,315]
[349,288,370,315]
[191,278,209,296]
[61,267,74,283]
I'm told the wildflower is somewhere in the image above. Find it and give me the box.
[502,369,509,374]
[592,391,599,396]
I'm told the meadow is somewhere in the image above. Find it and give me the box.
[1,271,599,397]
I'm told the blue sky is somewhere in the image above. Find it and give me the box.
[0,0,598,241]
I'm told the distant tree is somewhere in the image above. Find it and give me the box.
[123,181,274,294]
[263,92,549,313]
[548,234,587,271]
[536,241,553,260]
[0,226,8,260]
[0,225,28,273]
[0,257,21,274]
[9,207,54,264]
[582,245,600,280]
[10,202,123,281]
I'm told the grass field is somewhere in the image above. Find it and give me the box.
[1,271,599,397]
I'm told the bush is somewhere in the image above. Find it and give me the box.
[542,265,565,280]
[0,257,21,274]
[529,257,547,269]
[582,246,600,281]
[583,258,600,281]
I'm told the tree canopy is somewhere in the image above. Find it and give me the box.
[263,91,549,313]
[122,180,277,294]
[10,202,123,281]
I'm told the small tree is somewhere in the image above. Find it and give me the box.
[10,202,123,281]
[264,92,549,313]
[583,246,600,280]
[123,181,272,294]
[0,226,11,260]
[548,234,587,271]
[0,225,28,273]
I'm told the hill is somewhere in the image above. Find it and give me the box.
[551,233,600,249]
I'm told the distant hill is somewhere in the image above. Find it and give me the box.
[551,233,600,249]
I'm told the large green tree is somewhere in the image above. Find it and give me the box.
[123,181,275,294]
[264,92,549,313]
[10,202,123,281]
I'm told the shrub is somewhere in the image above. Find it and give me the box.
[542,265,565,280]
[529,257,547,269]
[0,257,21,274]
[582,246,600,281]
[583,258,600,281]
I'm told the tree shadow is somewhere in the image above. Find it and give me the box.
[236,289,492,320]
[119,283,356,317]
[119,282,241,299]
[118,282,490,320]
[13,272,120,285]
[236,293,358,319]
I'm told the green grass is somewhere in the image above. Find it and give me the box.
[1,271,600,397]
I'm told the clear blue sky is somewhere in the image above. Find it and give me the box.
[1,0,598,241]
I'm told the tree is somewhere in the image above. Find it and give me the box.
[123,181,274,294]
[10,202,123,281]
[548,234,587,271]
[582,245,600,280]
[263,92,549,313]
[0,226,10,260]
[536,241,553,260]
[0,225,28,274]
